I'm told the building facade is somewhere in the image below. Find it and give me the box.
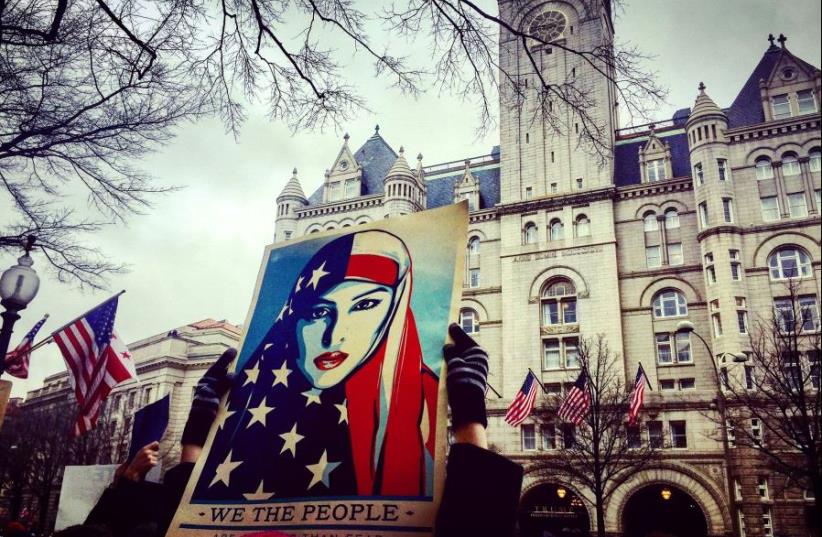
[268,2,821,536]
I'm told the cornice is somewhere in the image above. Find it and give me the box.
[726,115,821,143]
[496,187,616,216]
[297,194,383,218]
[616,177,693,199]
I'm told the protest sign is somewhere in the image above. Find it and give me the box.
[128,393,171,460]
[168,203,468,537]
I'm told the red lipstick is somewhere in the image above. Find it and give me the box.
[314,351,349,370]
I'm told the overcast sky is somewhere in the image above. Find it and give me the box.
[5,0,821,398]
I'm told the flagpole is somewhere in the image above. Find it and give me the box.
[528,368,547,393]
[27,290,126,353]
[637,361,653,391]
[486,382,502,399]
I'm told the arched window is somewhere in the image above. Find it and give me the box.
[575,214,590,237]
[468,236,480,255]
[541,279,577,326]
[809,148,821,173]
[755,157,774,180]
[550,219,564,240]
[782,153,800,176]
[643,211,658,232]
[653,290,688,318]
[524,223,538,244]
[664,208,680,229]
[460,308,480,334]
[768,247,812,280]
[309,228,321,234]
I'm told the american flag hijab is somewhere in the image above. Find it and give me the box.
[193,230,439,501]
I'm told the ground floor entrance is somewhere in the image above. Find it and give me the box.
[519,483,591,537]
[622,484,708,537]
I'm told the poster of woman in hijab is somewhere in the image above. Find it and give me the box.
[169,203,467,537]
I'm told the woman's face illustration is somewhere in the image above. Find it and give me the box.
[296,280,394,389]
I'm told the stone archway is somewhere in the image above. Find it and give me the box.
[519,482,591,537]
[622,484,707,537]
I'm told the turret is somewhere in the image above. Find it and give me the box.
[274,168,308,242]
[383,147,425,217]
[453,159,481,211]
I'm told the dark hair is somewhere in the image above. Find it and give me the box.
[53,524,113,537]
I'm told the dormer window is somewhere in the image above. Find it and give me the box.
[797,90,817,115]
[772,94,791,119]
[329,182,342,201]
[646,159,666,182]
[639,134,673,183]
[344,179,359,198]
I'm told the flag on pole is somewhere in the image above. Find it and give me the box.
[505,370,539,427]
[53,296,137,436]
[3,314,48,379]
[627,363,648,426]
[558,369,590,425]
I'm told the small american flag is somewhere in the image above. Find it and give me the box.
[53,296,137,436]
[505,370,539,427]
[558,369,590,425]
[627,364,648,426]
[3,314,48,379]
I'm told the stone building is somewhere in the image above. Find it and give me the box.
[267,2,821,536]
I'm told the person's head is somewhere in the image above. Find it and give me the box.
[286,230,411,389]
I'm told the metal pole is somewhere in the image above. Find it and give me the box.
[0,305,22,377]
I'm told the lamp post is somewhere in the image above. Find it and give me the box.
[0,236,41,377]
[676,320,747,536]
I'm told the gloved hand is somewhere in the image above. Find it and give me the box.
[443,323,488,429]
[181,348,236,447]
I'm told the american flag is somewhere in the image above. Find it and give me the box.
[558,369,590,425]
[627,363,648,426]
[53,296,137,436]
[505,370,539,427]
[3,314,48,379]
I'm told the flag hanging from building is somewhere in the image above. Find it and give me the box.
[505,370,539,427]
[53,296,137,435]
[3,314,48,379]
[558,369,590,425]
[627,363,648,426]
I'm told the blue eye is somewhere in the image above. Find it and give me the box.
[352,298,381,312]
[310,306,332,319]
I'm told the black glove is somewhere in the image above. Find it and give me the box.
[181,348,236,446]
[443,323,488,429]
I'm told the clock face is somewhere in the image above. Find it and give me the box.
[529,10,567,43]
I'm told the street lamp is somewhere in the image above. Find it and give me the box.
[0,236,41,377]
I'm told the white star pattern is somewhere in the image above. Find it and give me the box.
[246,398,275,428]
[279,423,305,457]
[209,450,243,488]
[334,400,348,424]
[242,362,260,387]
[272,360,291,388]
[275,302,290,322]
[306,261,330,290]
[295,275,305,293]
[302,389,322,407]
[243,480,275,501]
[306,450,341,490]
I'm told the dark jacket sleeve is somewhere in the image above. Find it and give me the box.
[435,443,523,537]
[157,462,196,534]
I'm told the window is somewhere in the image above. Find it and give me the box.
[660,379,675,390]
[675,332,691,362]
[760,196,780,221]
[670,421,687,448]
[467,237,480,255]
[774,298,796,331]
[762,506,773,537]
[524,223,538,244]
[768,247,812,279]
[737,310,748,334]
[542,339,580,370]
[522,424,536,450]
[469,268,480,288]
[645,246,661,268]
[648,421,663,449]
[722,198,734,223]
[737,510,747,537]
[627,425,642,449]
[550,219,564,240]
[643,212,659,232]
[744,365,756,390]
[811,149,821,172]
[525,186,533,199]
[576,178,583,190]
[734,479,743,500]
[543,340,561,369]
[565,339,580,369]
[772,93,791,119]
[283,230,292,240]
[782,153,801,176]
[755,157,774,180]
[541,279,577,327]
[730,249,742,281]
[799,296,820,331]
[653,290,688,318]
[460,309,479,334]
[712,313,723,336]
[575,214,590,237]
[698,202,709,227]
[751,418,763,446]
[720,366,729,390]
[128,391,136,408]
[809,351,821,390]
[694,162,704,185]
[655,333,691,365]
[728,420,737,448]
[679,378,695,390]
[705,253,716,285]
[797,89,817,114]
[550,182,558,193]
[344,179,359,198]
[647,159,667,182]
[788,192,808,218]
[664,209,680,229]
[143,387,153,405]
[718,159,730,181]
[667,243,683,266]
[561,423,576,448]
[542,424,557,450]
[328,181,342,201]
[758,477,770,500]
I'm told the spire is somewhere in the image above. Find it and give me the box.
[343,132,350,145]
[277,168,307,202]
[777,33,787,48]
[687,81,725,124]
[385,146,415,181]
[458,159,478,186]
